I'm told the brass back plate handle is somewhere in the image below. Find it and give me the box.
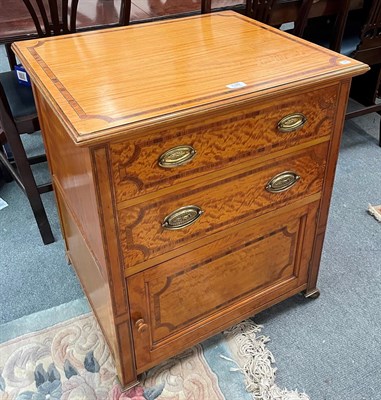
[162,205,204,230]
[266,171,300,193]
[158,145,196,168]
[277,113,307,132]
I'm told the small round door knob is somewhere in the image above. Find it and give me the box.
[135,318,148,333]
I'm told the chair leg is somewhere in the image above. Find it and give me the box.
[0,152,13,182]
[5,43,17,70]
[2,132,54,244]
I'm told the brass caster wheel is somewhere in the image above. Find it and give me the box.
[65,252,72,265]
[303,288,320,299]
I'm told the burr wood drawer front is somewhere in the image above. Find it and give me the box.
[110,84,338,202]
[127,202,319,371]
[118,142,329,269]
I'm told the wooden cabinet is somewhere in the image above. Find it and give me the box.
[13,11,368,388]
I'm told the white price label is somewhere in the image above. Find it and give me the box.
[16,70,28,82]
[226,81,247,89]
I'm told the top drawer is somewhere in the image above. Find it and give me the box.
[110,84,338,203]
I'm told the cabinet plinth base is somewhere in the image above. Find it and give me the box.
[303,288,321,299]
[120,377,141,392]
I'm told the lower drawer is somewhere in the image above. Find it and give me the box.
[119,142,328,269]
[127,201,319,371]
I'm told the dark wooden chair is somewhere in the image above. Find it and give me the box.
[293,0,351,53]
[293,0,381,146]
[21,0,79,36]
[201,0,212,14]
[0,0,81,244]
[6,0,132,67]
[245,0,277,24]
[1,0,134,243]
[5,0,80,65]
[344,0,381,146]
[120,0,132,24]
[24,0,132,33]
[0,79,54,244]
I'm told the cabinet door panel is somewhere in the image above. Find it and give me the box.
[128,202,318,370]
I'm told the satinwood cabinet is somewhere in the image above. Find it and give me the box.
[13,11,368,388]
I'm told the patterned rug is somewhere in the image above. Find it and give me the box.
[0,299,309,400]
[368,203,381,222]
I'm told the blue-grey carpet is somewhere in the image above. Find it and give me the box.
[255,116,381,399]
[0,132,84,323]
[0,47,84,323]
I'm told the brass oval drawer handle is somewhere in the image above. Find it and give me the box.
[277,113,307,132]
[158,145,196,168]
[162,205,204,230]
[135,318,148,334]
[266,171,300,193]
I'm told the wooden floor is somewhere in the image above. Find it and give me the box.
[129,0,243,20]
[0,0,244,43]
[0,0,364,43]
[77,0,244,29]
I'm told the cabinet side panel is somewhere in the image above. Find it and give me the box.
[307,79,351,294]
[56,186,118,358]
[34,90,138,388]
[91,146,137,387]
[33,89,106,270]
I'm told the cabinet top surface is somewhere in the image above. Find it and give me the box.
[13,11,368,145]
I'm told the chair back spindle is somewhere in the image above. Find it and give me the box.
[0,79,54,244]
[246,0,277,24]
[119,0,132,25]
[345,0,381,63]
[22,0,79,36]
[359,0,381,45]
[331,0,351,52]
[293,0,314,37]
[202,0,212,14]
[293,0,351,53]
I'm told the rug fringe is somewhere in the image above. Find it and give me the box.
[223,320,310,400]
[368,204,381,222]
